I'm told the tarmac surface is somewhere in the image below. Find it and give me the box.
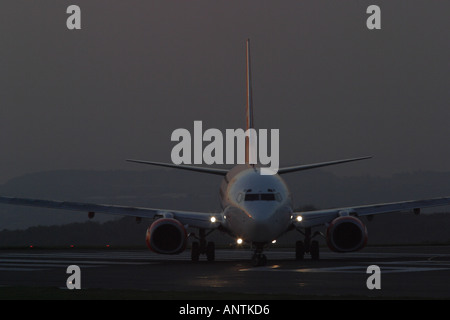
[0,246,449,299]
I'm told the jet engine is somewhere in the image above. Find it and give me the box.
[146,218,187,254]
[326,216,368,252]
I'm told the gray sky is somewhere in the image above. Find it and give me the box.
[1,1,449,183]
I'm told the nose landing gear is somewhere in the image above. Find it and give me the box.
[251,243,267,267]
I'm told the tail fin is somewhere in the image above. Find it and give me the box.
[245,38,255,164]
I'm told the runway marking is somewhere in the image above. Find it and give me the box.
[0,258,152,266]
[0,267,47,272]
[239,264,450,274]
[2,249,449,263]
[240,261,450,274]
[0,251,157,272]
[1,249,450,273]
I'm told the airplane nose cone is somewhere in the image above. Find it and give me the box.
[245,202,279,220]
[249,219,272,237]
[243,203,291,242]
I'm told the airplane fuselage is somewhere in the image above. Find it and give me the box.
[219,165,293,243]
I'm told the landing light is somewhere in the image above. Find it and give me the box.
[272,240,277,244]
[236,238,243,245]
[296,215,303,222]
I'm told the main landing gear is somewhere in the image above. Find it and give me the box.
[191,229,215,262]
[296,227,321,261]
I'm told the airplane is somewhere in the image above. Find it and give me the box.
[1,39,449,267]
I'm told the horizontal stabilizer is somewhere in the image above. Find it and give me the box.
[278,156,372,174]
[126,159,228,176]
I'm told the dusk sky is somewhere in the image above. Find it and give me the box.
[1,1,449,183]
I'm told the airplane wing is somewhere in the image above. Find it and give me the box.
[293,196,450,228]
[0,196,222,229]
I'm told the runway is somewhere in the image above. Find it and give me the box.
[0,246,449,299]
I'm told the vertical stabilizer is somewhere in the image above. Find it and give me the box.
[245,39,255,164]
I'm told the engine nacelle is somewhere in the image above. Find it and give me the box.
[326,216,368,253]
[146,218,187,254]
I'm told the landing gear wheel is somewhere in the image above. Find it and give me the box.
[260,254,267,266]
[310,240,320,261]
[206,241,215,262]
[295,240,305,261]
[191,241,200,261]
[252,254,267,267]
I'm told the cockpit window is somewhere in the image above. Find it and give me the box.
[244,192,281,202]
[245,193,260,201]
[260,193,276,201]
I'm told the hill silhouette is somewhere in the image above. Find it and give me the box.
[1,212,450,248]
[0,169,449,247]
